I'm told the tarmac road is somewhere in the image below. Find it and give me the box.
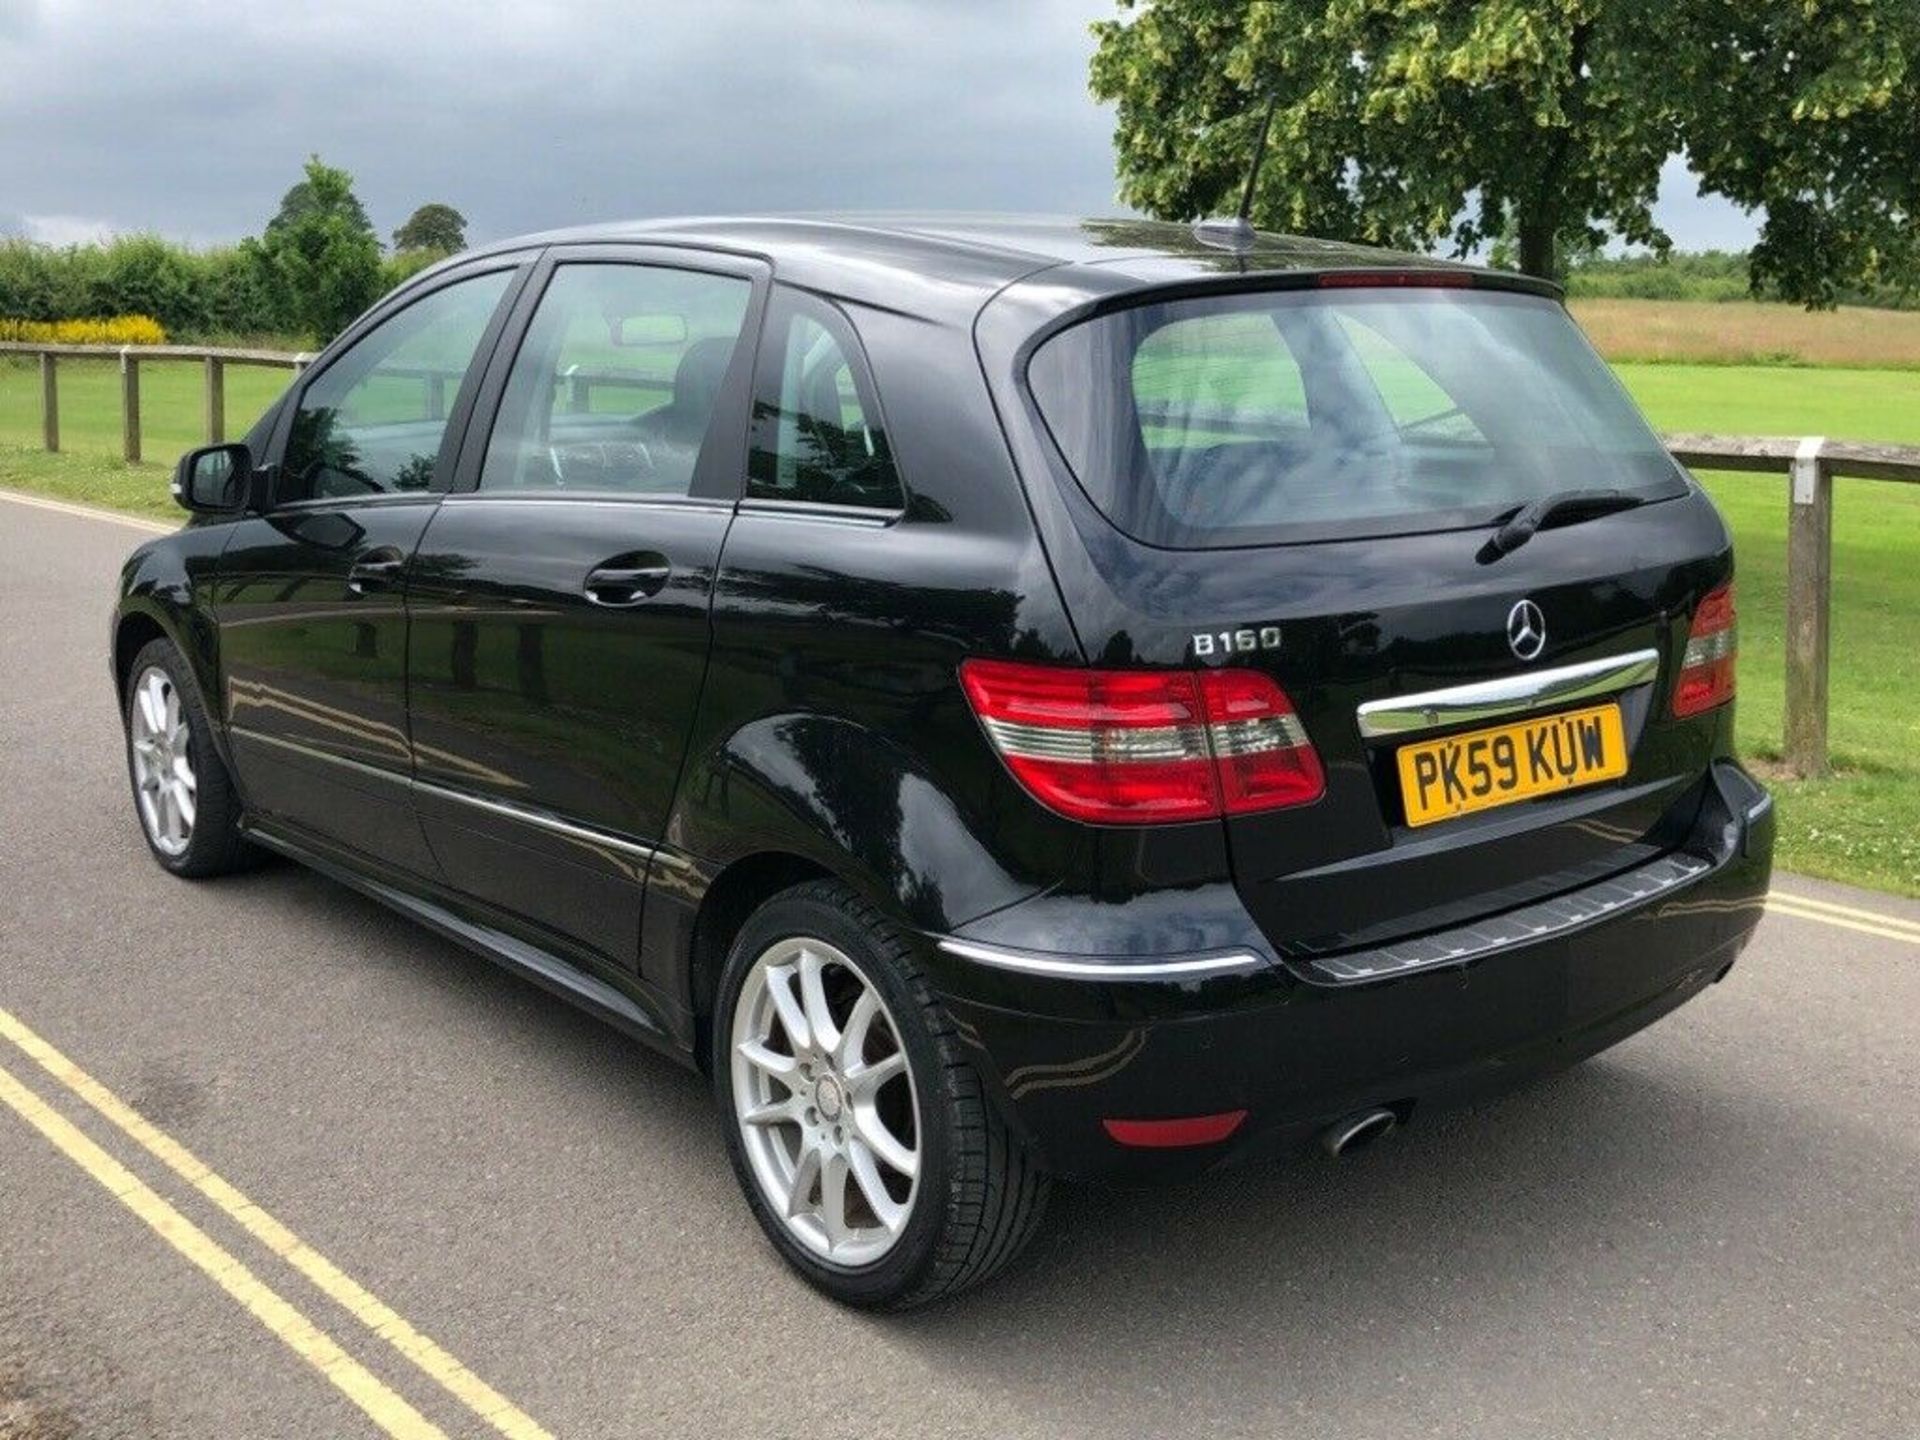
[1,489,1915,1440]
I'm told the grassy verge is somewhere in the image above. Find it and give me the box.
[1,350,1916,895]
[0,447,179,521]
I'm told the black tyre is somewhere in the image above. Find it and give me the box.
[713,879,1049,1308]
[122,638,258,878]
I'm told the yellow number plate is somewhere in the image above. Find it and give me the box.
[1396,703,1627,828]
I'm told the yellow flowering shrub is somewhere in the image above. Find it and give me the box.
[0,314,168,345]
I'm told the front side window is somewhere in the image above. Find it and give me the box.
[280,270,512,502]
[1027,286,1685,548]
[479,263,752,496]
[748,292,903,510]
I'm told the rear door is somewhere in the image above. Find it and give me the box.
[404,248,766,973]
[1016,279,1733,962]
[216,260,527,873]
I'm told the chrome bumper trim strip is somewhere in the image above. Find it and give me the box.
[936,937,1268,981]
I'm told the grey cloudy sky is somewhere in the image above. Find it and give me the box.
[1,0,1759,252]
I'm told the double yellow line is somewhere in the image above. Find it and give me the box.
[1767,890,1920,947]
[0,1006,554,1440]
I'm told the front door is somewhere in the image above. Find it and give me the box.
[405,251,765,972]
[216,262,526,874]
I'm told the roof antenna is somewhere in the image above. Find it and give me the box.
[1193,92,1278,255]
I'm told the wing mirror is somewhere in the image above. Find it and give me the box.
[173,443,253,515]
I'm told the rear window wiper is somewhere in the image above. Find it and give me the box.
[1482,488,1646,560]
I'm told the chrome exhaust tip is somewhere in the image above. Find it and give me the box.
[1321,1107,1398,1158]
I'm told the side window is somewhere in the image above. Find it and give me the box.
[748,292,903,510]
[1335,313,1490,447]
[1131,310,1309,453]
[281,270,512,503]
[479,264,752,496]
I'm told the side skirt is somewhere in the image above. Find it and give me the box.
[242,817,699,1068]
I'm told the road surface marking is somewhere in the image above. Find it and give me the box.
[1766,897,1920,947]
[0,487,177,534]
[1768,890,1920,938]
[0,1057,448,1440]
[0,1006,556,1440]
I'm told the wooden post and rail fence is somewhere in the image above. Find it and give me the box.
[4,341,1917,779]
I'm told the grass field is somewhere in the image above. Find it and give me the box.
[1570,298,1920,368]
[1,309,1917,895]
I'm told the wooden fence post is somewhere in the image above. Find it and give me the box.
[205,356,225,443]
[1784,436,1832,778]
[40,352,58,452]
[120,348,142,464]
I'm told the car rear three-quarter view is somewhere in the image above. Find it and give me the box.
[111,217,1772,1309]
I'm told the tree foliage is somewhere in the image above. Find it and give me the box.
[1090,0,1920,303]
[392,202,467,253]
[242,155,384,339]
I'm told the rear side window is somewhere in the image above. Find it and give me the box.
[1027,287,1684,548]
[479,263,752,496]
[748,291,903,510]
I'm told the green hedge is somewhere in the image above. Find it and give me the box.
[0,235,455,346]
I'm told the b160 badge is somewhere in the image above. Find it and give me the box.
[1191,626,1281,660]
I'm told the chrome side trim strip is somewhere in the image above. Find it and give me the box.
[1355,648,1661,739]
[936,937,1267,981]
[230,727,687,870]
[229,727,408,787]
[414,779,675,867]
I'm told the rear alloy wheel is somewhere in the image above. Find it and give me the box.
[714,879,1049,1308]
[730,937,920,1267]
[122,638,258,878]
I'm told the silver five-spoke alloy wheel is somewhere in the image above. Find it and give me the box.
[129,665,195,856]
[731,937,921,1267]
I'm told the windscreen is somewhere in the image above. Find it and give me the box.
[1025,286,1686,548]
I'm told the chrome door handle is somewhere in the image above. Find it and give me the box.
[347,550,407,594]
[583,561,670,607]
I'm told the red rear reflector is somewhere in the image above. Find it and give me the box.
[1103,1111,1248,1148]
[1316,270,1476,289]
[1673,582,1737,717]
[959,660,1325,825]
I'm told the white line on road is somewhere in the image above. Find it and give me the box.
[0,487,177,535]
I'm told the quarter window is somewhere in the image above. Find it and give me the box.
[280,270,512,502]
[479,264,752,496]
[748,292,903,510]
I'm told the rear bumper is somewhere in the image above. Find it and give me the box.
[919,761,1773,1180]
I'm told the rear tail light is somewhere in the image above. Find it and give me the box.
[1672,582,1737,717]
[958,659,1325,825]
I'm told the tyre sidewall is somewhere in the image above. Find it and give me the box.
[713,885,956,1308]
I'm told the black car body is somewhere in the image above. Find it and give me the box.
[113,216,1773,1305]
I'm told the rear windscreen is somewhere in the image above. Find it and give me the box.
[1024,286,1687,548]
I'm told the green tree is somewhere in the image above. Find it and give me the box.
[392,203,467,253]
[1090,0,1920,303]
[245,155,383,340]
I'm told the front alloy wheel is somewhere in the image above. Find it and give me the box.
[129,665,196,856]
[730,938,920,1266]
[121,637,257,878]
